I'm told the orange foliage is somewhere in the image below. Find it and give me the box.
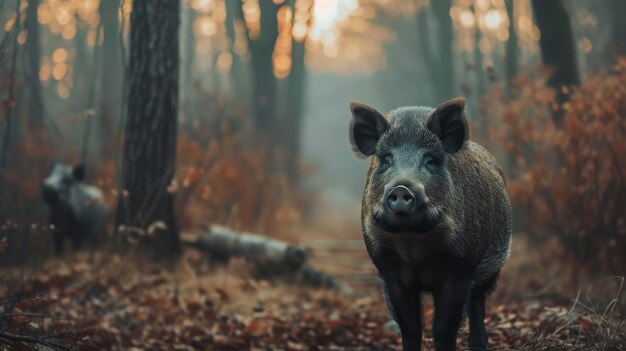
[175,94,312,241]
[479,58,626,280]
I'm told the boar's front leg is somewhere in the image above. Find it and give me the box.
[432,278,472,351]
[52,231,64,255]
[380,275,422,351]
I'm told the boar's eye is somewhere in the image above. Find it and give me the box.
[424,155,442,173]
[379,154,393,171]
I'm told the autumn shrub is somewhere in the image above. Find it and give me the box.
[0,88,311,263]
[478,58,626,282]
[175,92,313,241]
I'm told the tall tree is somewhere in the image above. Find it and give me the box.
[74,13,89,109]
[431,0,455,101]
[117,0,181,257]
[283,0,312,178]
[225,0,250,107]
[247,1,279,137]
[531,0,579,125]
[1,0,21,188]
[417,7,439,103]
[472,5,486,98]
[25,0,44,128]
[504,0,518,97]
[608,0,626,56]
[180,3,195,107]
[97,0,122,146]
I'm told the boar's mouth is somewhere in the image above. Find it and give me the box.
[372,206,444,234]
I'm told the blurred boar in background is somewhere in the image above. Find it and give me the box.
[41,164,108,255]
[349,97,512,351]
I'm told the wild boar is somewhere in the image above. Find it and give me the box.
[41,163,108,254]
[349,97,512,351]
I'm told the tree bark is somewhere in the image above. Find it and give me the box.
[97,0,122,148]
[117,0,181,258]
[25,0,44,128]
[0,0,21,188]
[247,1,279,137]
[531,0,579,125]
[284,38,305,178]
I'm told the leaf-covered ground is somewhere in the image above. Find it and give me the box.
[1,236,624,350]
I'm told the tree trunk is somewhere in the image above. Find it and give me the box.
[1,0,21,188]
[284,37,305,178]
[74,13,89,106]
[416,7,439,103]
[225,0,250,106]
[25,0,44,128]
[247,1,279,137]
[184,225,340,289]
[531,0,579,125]
[431,0,455,101]
[98,0,122,148]
[504,0,518,97]
[283,0,312,179]
[473,6,486,98]
[180,3,195,105]
[608,0,626,56]
[117,0,181,258]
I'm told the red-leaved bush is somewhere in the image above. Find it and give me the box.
[175,93,313,242]
[479,58,626,282]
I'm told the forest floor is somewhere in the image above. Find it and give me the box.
[0,225,624,350]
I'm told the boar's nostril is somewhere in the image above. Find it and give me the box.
[386,185,416,213]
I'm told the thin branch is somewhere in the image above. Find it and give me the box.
[0,18,17,62]
[0,331,71,351]
[0,312,48,319]
[81,20,104,164]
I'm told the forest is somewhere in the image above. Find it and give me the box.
[0,0,624,350]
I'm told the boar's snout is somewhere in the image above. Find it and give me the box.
[384,183,429,214]
[386,186,415,213]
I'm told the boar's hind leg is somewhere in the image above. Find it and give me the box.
[468,289,487,350]
[381,277,422,351]
[468,272,499,350]
[433,278,472,351]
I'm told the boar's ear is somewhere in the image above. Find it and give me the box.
[72,164,86,181]
[427,97,469,153]
[349,102,389,158]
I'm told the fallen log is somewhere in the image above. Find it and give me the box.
[183,225,341,290]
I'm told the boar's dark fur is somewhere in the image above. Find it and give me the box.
[349,97,512,351]
[41,163,108,254]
